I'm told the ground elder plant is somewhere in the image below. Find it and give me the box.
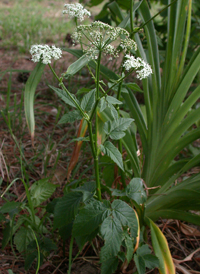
[22,2,183,274]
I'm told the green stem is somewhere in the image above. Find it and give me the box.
[68,236,74,274]
[94,51,102,201]
[48,64,88,121]
[130,0,134,39]
[116,71,126,188]
[89,69,133,122]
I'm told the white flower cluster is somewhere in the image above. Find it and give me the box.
[123,55,152,79]
[72,21,136,61]
[30,45,62,64]
[63,3,91,22]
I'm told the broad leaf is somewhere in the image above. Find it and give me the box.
[126,178,147,205]
[104,118,134,140]
[134,254,146,274]
[112,200,138,238]
[100,216,123,261]
[81,89,95,112]
[72,181,96,202]
[54,191,83,229]
[73,199,110,237]
[124,231,134,263]
[100,141,124,171]
[58,110,82,124]
[101,257,119,274]
[30,179,57,208]
[14,227,34,253]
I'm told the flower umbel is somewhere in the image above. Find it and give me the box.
[63,3,91,22]
[123,55,152,79]
[72,21,136,60]
[30,45,62,64]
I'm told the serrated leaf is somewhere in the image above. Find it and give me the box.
[81,89,95,112]
[104,118,134,140]
[73,200,110,237]
[134,254,146,274]
[30,179,57,208]
[100,141,124,171]
[14,227,34,253]
[49,85,80,109]
[99,97,108,113]
[126,178,147,205]
[136,244,151,256]
[124,232,134,264]
[74,181,96,193]
[109,103,118,120]
[143,254,160,270]
[58,110,82,124]
[100,216,123,261]
[112,200,138,238]
[101,257,119,274]
[54,191,83,229]
[72,181,96,202]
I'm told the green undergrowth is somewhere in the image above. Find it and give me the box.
[0,0,73,53]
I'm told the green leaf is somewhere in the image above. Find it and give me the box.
[14,227,34,253]
[59,223,73,241]
[25,251,38,270]
[2,223,11,249]
[100,216,123,261]
[75,228,99,250]
[100,141,124,171]
[124,232,134,264]
[112,200,138,238]
[101,257,119,274]
[72,181,96,202]
[126,178,147,205]
[49,85,80,109]
[136,244,151,256]
[65,54,90,76]
[73,199,110,237]
[0,201,21,217]
[104,118,134,140]
[149,218,175,274]
[134,254,146,274]
[54,191,83,229]
[30,179,57,208]
[125,83,143,93]
[106,96,123,105]
[58,110,82,124]
[24,62,45,141]
[143,254,160,270]
[81,89,96,112]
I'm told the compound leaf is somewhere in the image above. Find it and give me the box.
[54,191,83,229]
[81,89,95,112]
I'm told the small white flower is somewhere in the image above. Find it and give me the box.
[63,3,91,22]
[123,55,152,79]
[30,45,62,64]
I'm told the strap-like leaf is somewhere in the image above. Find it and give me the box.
[148,218,175,274]
[24,62,45,143]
